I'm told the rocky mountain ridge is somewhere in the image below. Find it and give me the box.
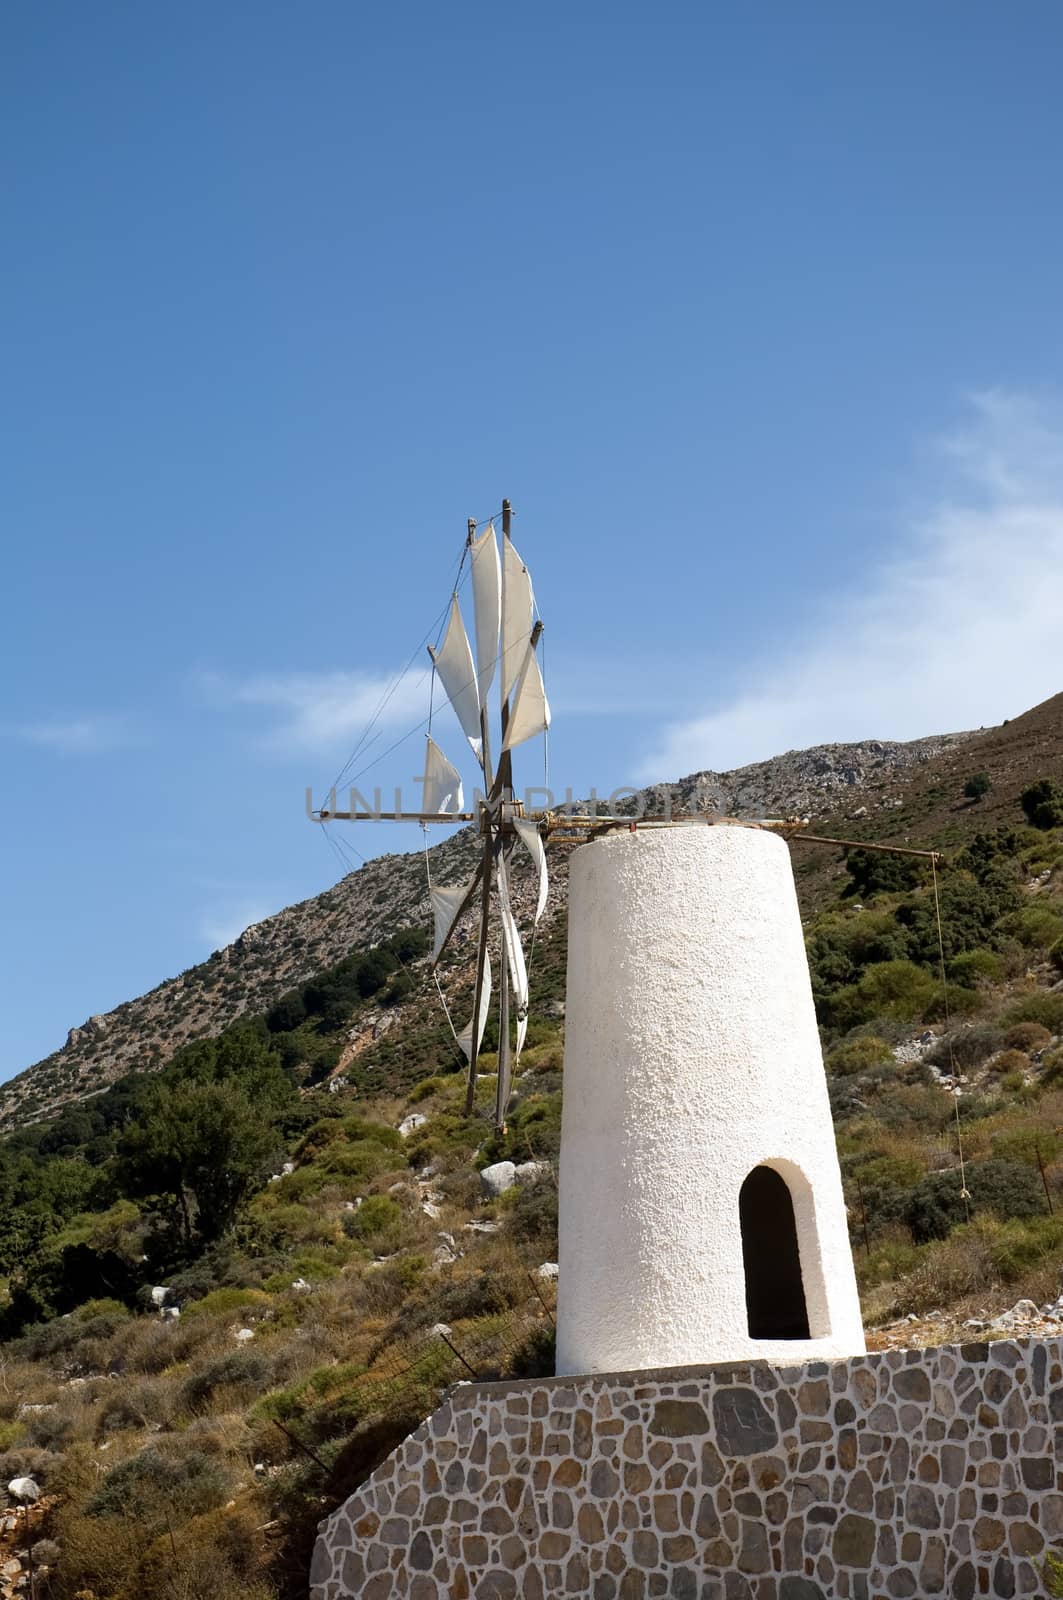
[0,726,988,1131]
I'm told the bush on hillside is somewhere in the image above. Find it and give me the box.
[947,949,1002,988]
[181,1349,271,1410]
[87,1444,230,1524]
[987,1049,1032,1081]
[1003,904,1063,950]
[341,1195,417,1256]
[901,1159,1046,1244]
[1003,993,1063,1033]
[507,1176,559,1248]
[1050,936,1063,975]
[927,1025,1003,1072]
[1004,1022,1054,1054]
[1021,778,1063,831]
[964,773,991,801]
[826,961,939,1032]
[844,849,924,899]
[825,1036,894,1077]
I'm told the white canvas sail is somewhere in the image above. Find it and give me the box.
[457,956,492,1062]
[469,522,501,710]
[429,597,482,755]
[420,736,463,815]
[496,858,529,1117]
[431,878,473,962]
[513,817,549,923]
[501,639,550,751]
[498,863,529,1017]
[501,537,535,703]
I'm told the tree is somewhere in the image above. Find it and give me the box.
[964,772,991,801]
[844,848,924,899]
[118,1079,279,1245]
[1021,778,1063,831]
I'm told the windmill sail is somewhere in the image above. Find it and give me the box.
[377,504,551,1126]
[501,639,550,751]
[428,597,482,756]
[469,522,501,710]
[501,537,535,702]
[498,864,529,1017]
[457,955,492,1062]
[431,877,475,962]
[420,736,463,815]
[513,817,549,924]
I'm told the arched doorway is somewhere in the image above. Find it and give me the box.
[739,1165,811,1339]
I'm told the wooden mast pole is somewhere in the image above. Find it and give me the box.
[466,517,494,1116]
[495,500,514,1125]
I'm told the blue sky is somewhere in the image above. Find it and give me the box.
[4,3,1063,1079]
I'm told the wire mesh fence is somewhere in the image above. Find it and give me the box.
[339,1272,557,1421]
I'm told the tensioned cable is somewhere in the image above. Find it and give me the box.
[323,540,472,804]
[931,855,971,1223]
[336,623,542,794]
[320,818,467,1070]
[420,653,468,1066]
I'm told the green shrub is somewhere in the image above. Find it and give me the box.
[902,1159,1047,1244]
[1045,1549,1063,1598]
[1002,905,1063,951]
[928,1025,1003,1072]
[1003,993,1063,1033]
[181,1349,271,1409]
[181,1286,270,1320]
[507,1178,559,1247]
[87,1445,229,1525]
[947,949,1002,988]
[828,961,939,1031]
[1004,1022,1054,1054]
[844,849,924,899]
[982,1214,1063,1283]
[964,773,991,801]
[1041,1047,1063,1086]
[292,1118,347,1162]
[408,1076,451,1105]
[1050,937,1063,976]
[341,1195,415,1256]
[480,1090,563,1165]
[826,1037,894,1077]
[1021,778,1063,831]
[990,1049,1033,1079]
[73,1296,129,1323]
[319,1142,397,1182]
[505,1323,555,1379]
[340,1116,403,1150]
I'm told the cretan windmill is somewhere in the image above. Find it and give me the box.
[312,498,944,1133]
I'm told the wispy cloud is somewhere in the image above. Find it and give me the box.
[641,391,1063,779]
[199,899,276,952]
[7,715,139,754]
[201,667,432,754]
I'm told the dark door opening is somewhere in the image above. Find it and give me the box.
[739,1165,811,1339]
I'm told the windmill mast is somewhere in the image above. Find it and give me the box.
[466,518,495,1115]
[495,500,515,1125]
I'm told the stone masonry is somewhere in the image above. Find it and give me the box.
[311,1337,1063,1599]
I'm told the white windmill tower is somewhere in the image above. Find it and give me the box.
[554,821,869,1375]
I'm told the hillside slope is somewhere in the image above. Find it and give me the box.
[2,727,980,1130]
[0,694,1060,1598]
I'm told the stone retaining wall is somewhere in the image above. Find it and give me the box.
[310,1337,1063,1599]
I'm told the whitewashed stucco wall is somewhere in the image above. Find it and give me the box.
[556,823,865,1374]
